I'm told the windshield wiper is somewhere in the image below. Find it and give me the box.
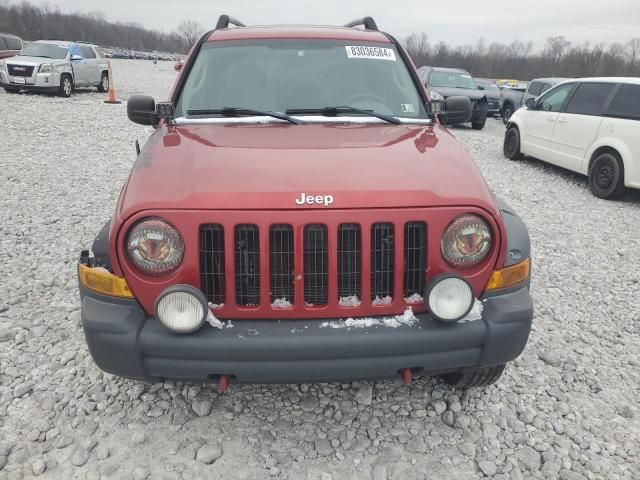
[186,107,304,125]
[286,106,402,125]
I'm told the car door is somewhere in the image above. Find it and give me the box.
[551,82,616,171]
[519,82,576,160]
[80,46,99,85]
[69,44,89,85]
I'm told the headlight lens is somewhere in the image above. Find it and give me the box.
[39,64,52,73]
[427,275,474,322]
[441,214,492,269]
[126,218,184,276]
[155,285,207,333]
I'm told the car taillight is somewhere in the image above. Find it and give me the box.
[441,214,492,269]
[126,218,184,276]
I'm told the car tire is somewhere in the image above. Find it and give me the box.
[503,126,523,160]
[97,71,109,93]
[588,152,626,199]
[59,74,73,98]
[440,364,506,388]
[502,104,514,124]
[3,87,20,94]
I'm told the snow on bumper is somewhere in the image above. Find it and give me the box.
[80,285,533,383]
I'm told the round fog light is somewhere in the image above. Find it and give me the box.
[426,274,474,322]
[155,285,208,333]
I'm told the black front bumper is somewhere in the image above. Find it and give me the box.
[81,284,533,384]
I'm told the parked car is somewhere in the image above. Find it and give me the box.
[501,77,568,123]
[418,66,488,129]
[0,40,109,97]
[474,78,502,117]
[504,78,640,199]
[0,33,23,59]
[78,15,533,389]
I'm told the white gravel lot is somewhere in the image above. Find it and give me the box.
[1,59,639,480]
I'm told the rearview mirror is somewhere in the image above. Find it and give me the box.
[439,96,472,125]
[525,97,536,109]
[127,94,159,126]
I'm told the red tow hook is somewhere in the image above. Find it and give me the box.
[218,375,230,394]
[400,368,413,385]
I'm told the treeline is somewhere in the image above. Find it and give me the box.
[0,1,189,53]
[404,33,640,80]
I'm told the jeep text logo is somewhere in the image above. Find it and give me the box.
[295,193,334,207]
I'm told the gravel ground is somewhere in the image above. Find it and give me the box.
[1,59,639,480]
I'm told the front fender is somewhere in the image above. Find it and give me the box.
[494,197,531,268]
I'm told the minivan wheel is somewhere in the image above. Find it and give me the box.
[59,74,73,98]
[503,126,523,160]
[588,152,625,199]
[97,71,109,93]
[502,104,514,124]
[440,364,506,388]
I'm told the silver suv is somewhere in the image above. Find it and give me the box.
[0,40,109,97]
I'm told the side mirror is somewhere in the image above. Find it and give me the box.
[70,54,82,62]
[127,94,159,126]
[525,97,536,109]
[439,96,472,125]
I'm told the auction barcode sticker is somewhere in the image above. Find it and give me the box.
[345,46,397,61]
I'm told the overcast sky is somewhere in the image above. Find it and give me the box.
[50,0,639,49]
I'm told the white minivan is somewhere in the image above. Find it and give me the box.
[503,78,640,199]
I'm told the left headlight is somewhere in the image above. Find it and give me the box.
[441,214,492,269]
[155,285,207,333]
[39,64,52,73]
[126,217,184,276]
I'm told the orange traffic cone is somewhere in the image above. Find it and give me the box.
[104,62,121,104]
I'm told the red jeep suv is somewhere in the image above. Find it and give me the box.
[78,16,533,389]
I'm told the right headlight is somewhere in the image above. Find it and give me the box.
[441,214,492,269]
[426,274,474,322]
[126,217,184,276]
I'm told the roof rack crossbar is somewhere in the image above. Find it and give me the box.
[216,14,246,30]
[344,16,378,31]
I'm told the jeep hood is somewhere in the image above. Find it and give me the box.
[118,123,498,217]
[430,86,485,100]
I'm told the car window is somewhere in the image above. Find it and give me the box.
[0,36,8,50]
[565,82,616,116]
[80,46,96,59]
[177,40,427,119]
[527,82,543,96]
[428,71,476,89]
[94,47,105,58]
[535,83,575,112]
[6,37,21,51]
[605,84,640,120]
[541,83,552,94]
[69,44,83,58]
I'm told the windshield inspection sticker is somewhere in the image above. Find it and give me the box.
[345,46,396,61]
[401,104,416,113]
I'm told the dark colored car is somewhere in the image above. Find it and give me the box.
[474,78,501,117]
[418,66,489,130]
[78,15,533,390]
[0,33,23,59]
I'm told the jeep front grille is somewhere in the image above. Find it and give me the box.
[234,224,260,306]
[199,217,428,314]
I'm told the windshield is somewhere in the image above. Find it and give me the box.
[176,40,426,119]
[428,71,477,89]
[476,81,499,92]
[20,43,68,59]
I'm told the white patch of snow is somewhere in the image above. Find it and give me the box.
[271,298,293,309]
[207,302,224,310]
[225,320,234,329]
[457,299,484,323]
[206,309,224,329]
[339,295,361,307]
[320,307,417,330]
[404,293,424,304]
[372,295,393,306]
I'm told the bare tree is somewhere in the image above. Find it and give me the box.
[177,20,204,48]
[625,38,640,66]
[544,36,571,62]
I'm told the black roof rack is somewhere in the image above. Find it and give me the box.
[215,14,246,30]
[344,17,378,31]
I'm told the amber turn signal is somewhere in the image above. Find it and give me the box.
[78,264,134,298]
[485,258,530,291]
